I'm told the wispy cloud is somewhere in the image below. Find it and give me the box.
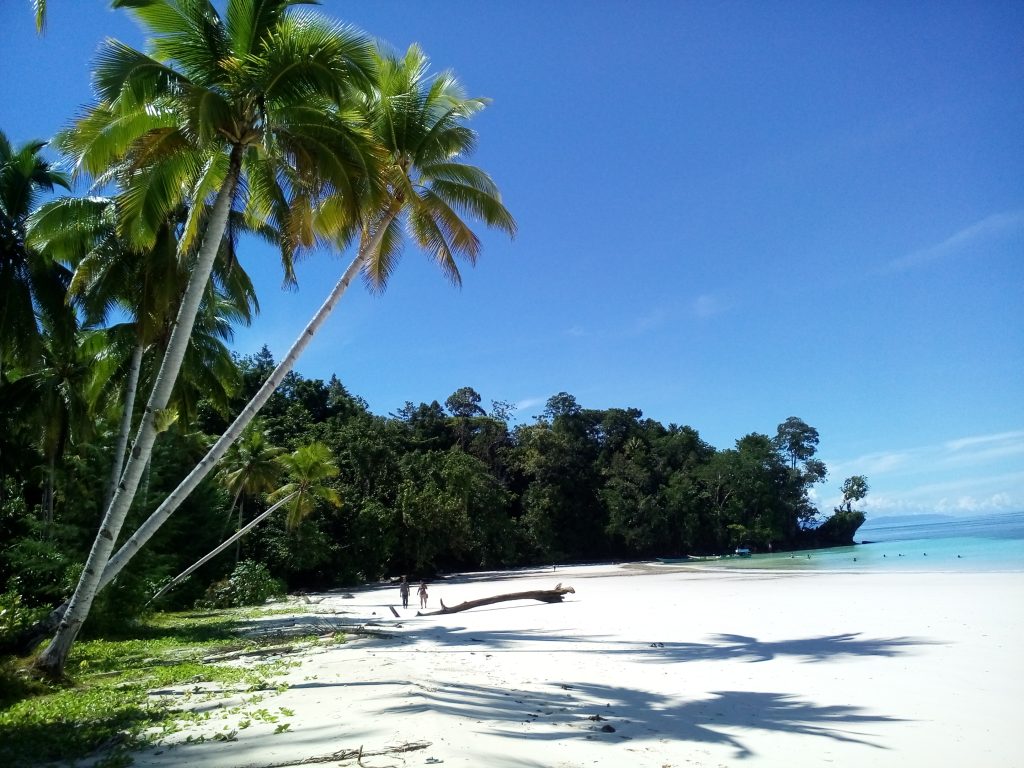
[825,431,1024,515]
[944,430,1024,452]
[830,430,1024,479]
[830,450,912,477]
[565,325,586,338]
[633,308,667,333]
[691,294,728,318]
[862,489,1019,516]
[884,209,1024,273]
[515,396,546,413]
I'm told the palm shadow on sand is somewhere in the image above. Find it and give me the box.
[388,624,936,665]
[380,680,906,759]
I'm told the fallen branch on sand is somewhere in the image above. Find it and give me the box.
[417,584,575,616]
[232,741,430,768]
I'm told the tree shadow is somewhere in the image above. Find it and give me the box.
[379,624,936,665]
[379,679,905,758]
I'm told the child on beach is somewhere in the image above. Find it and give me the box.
[417,581,428,609]
[399,577,410,609]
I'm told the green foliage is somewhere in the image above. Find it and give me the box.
[200,560,284,609]
[0,591,49,646]
[5,321,862,605]
[0,608,302,767]
[839,475,869,512]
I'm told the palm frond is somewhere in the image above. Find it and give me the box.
[407,203,461,287]
[178,150,229,255]
[361,208,404,292]
[413,187,480,264]
[58,101,179,179]
[33,0,47,33]
[93,37,193,104]
[117,150,203,247]
[227,0,315,57]
[423,178,517,237]
[257,14,376,103]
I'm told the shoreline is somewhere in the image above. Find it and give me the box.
[127,564,1023,768]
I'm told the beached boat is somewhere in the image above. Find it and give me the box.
[735,547,752,557]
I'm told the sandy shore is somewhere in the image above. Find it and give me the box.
[131,563,1024,767]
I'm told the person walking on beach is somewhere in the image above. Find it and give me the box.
[399,577,410,609]
[417,581,429,609]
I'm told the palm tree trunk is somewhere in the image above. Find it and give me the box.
[148,491,296,606]
[219,485,244,540]
[44,452,55,528]
[234,498,244,566]
[33,147,243,677]
[103,340,144,512]
[95,210,399,594]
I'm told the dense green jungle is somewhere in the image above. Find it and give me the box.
[2,348,865,627]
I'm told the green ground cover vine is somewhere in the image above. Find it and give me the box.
[0,607,335,767]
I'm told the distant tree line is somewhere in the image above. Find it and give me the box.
[1,345,867,623]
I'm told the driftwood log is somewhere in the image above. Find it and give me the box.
[417,584,575,616]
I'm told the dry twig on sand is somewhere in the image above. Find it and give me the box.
[230,741,431,768]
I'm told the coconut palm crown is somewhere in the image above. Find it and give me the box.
[357,44,516,289]
[65,0,381,267]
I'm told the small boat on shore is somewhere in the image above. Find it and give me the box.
[735,547,752,557]
[656,555,725,564]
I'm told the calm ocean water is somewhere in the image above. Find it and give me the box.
[689,511,1024,572]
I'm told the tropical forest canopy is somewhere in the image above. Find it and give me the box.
[2,342,864,614]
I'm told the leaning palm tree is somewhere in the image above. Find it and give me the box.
[35,0,379,677]
[149,441,338,605]
[92,43,516,602]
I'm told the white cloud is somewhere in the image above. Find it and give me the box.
[860,490,1019,516]
[515,396,546,412]
[830,430,1024,478]
[944,430,1024,452]
[830,450,912,477]
[823,432,1024,516]
[632,308,667,334]
[692,294,727,318]
[884,209,1024,273]
[565,325,586,337]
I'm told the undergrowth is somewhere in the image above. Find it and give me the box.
[0,606,334,767]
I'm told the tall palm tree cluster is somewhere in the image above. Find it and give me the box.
[2,0,514,676]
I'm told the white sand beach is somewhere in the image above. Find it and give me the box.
[132,563,1024,768]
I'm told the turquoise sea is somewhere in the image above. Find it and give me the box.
[690,511,1024,572]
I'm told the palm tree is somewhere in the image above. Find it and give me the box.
[271,442,341,529]
[93,43,516,602]
[36,0,379,677]
[0,130,71,375]
[27,194,259,508]
[217,423,284,564]
[148,441,338,605]
[2,323,102,527]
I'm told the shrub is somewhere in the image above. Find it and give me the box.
[199,561,284,609]
[0,590,49,645]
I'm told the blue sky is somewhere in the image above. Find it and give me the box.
[2,1,1022,517]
